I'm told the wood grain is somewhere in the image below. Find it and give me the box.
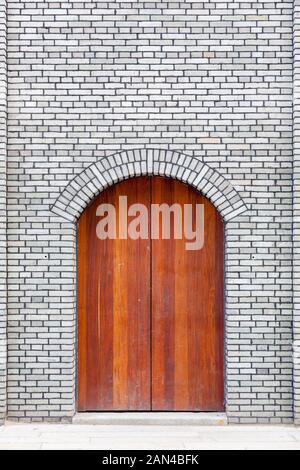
[151,177,224,411]
[78,177,151,411]
[78,176,224,411]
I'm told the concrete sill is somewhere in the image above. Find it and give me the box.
[73,412,227,426]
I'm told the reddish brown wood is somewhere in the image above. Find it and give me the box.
[78,176,224,412]
[151,177,224,411]
[78,177,151,411]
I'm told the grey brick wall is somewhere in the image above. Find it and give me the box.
[294,0,300,426]
[0,0,6,425]
[6,0,294,423]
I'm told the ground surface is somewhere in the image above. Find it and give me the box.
[0,422,300,449]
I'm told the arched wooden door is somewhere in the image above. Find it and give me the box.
[77,176,224,411]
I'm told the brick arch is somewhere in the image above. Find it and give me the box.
[50,149,248,222]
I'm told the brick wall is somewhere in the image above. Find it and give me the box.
[0,0,6,425]
[6,0,294,423]
[294,0,300,425]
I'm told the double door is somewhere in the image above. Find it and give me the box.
[78,176,224,411]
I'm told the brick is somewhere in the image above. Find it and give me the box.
[0,0,295,425]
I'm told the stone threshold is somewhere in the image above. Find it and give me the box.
[73,412,227,426]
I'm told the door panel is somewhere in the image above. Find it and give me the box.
[78,177,151,411]
[151,177,224,411]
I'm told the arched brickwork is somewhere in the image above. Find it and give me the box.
[50,149,247,223]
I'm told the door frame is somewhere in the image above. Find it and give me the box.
[50,148,248,421]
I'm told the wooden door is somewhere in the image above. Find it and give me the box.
[78,176,224,412]
[151,178,224,411]
[78,178,151,411]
